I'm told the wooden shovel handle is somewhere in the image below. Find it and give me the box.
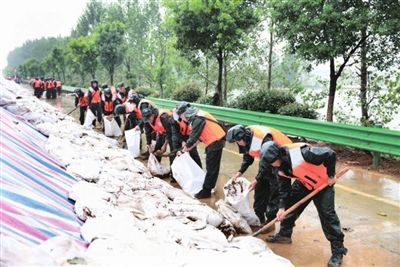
[252,167,350,237]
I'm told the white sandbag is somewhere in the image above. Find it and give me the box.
[215,199,252,234]
[147,153,170,177]
[125,128,141,158]
[171,152,205,196]
[224,177,260,226]
[103,116,122,137]
[83,108,96,128]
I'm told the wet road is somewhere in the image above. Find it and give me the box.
[48,93,400,267]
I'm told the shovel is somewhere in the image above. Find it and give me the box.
[66,105,79,115]
[252,167,350,237]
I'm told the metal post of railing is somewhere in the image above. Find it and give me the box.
[372,124,382,168]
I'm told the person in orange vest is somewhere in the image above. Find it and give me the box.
[56,80,62,96]
[142,106,175,168]
[177,107,226,199]
[32,77,43,99]
[171,102,202,168]
[50,78,57,99]
[133,97,156,157]
[259,141,347,267]
[74,88,89,125]
[101,87,121,127]
[226,124,292,230]
[117,82,128,104]
[87,79,103,128]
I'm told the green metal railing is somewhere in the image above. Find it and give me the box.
[148,97,400,160]
[60,86,399,161]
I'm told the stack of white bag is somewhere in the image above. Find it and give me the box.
[0,77,293,267]
[103,115,122,137]
[216,177,261,234]
[171,152,205,196]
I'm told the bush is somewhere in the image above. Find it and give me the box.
[233,89,295,113]
[134,86,157,97]
[278,102,318,119]
[172,82,202,102]
[196,94,214,105]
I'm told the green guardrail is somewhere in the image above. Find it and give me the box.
[62,86,77,92]
[147,97,400,162]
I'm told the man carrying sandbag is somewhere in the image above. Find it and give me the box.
[177,107,225,199]
[142,106,175,177]
[260,141,347,267]
[226,125,292,232]
[171,102,202,169]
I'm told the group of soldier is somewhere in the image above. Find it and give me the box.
[30,77,62,99]
[70,79,346,267]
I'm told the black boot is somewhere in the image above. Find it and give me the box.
[194,189,211,199]
[265,233,292,244]
[327,254,344,267]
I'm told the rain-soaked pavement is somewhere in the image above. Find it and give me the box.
[47,92,400,267]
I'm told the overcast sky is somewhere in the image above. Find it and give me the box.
[0,0,89,70]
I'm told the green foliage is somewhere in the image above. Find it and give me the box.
[165,0,261,105]
[95,21,126,84]
[278,103,318,119]
[68,35,98,80]
[7,37,66,68]
[71,1,104,37]
[17,58,44,78]
[172,82,202,102]
[196,94,214,105]
[233,89,295,113]
[134,86,158,97]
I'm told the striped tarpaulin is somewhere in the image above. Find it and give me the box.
[0,108,84,246]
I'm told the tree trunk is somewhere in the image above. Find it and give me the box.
[223,51,228,104]
[205,57,209,94]
[216,48,224,106]
[360,29,369,125]
[267,22,274,90]
[327,58,337,122]
[110,66,114,85]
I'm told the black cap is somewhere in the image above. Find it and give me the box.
[142,106,158,122]
[226,125,246,143]
[173,101,191,121]
[114,104,126,115]
[260,141,281,164]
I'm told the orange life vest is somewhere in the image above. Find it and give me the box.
[195,110,225,147]
[33,80,42,88]
[56,81,62,87]
[283,143,329,190]
[103,100,114,113]
[178,119,192,136]
[79,96,89,107]
[149,110,172,134]
[46,81,54,89]
[91,89,101,104]
[248,125,292,158]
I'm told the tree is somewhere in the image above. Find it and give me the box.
[356,1,400,125]
[68,36,99,81]
[166,0,261,106]
[270,0,370,121]
[95,22,126,85]
[17,58,44,78]
[51,47,67,81]
[7,37,66,68]
[72,1,104,37]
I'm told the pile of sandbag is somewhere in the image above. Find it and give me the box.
[216,177,261,234]
[0,78,293,267]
